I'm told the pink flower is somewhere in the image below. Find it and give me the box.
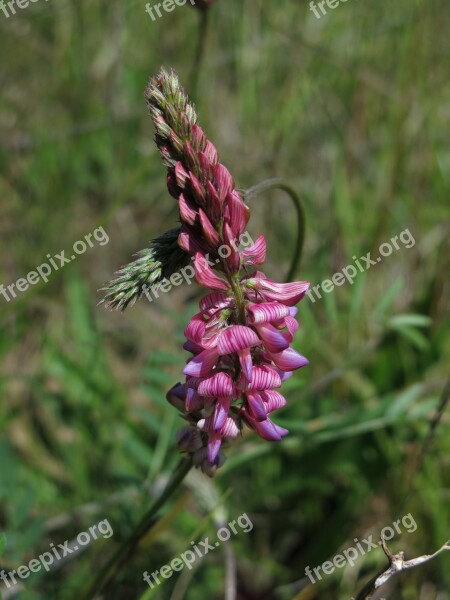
[147,69,311,475]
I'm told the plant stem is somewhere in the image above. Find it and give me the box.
[84,456,193,599]
[245,178,306,281]
[189,9,210,99]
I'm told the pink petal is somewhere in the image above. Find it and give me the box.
[199,209,220,245]
[248,302,290,324]
[203,140,219,165]
[240,235,266,266]
[217,325,261,354]
[255,323,290,353]
[178,193,198,225]
[221,417,240,438]
[260,390,287,412]
[246,415,289,441]
[197,372,234,397]
[224,191,249,237]
[178,224,204,255]
[199,292,231,311]
[185,314,207,343]
[174,162,189,188]
[183,347,219,377]
[245,276,310,306]
[246,365,282,391]
[238,348,253,383]
[214,163,234,202]
[222,222,240,271]
[193,253,229,291]
[267,347,309,371]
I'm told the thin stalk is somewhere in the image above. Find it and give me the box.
[189,9,210,99]
[245,178,306,281]
[84,456,193,599]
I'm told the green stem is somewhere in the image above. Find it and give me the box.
[244,178,306,281]
[84,456,193,599]
[189,8,210,99]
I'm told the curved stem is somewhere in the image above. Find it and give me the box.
[244,178,306,282]
[84,456,193,599]
[189,9,210,99]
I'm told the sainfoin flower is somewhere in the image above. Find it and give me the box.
[146,69,310,476]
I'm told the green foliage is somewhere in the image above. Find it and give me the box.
[0,0,449,598]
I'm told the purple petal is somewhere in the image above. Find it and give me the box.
[183,347,219,377]
[267,347,309,371]
[183,339,204,354]
[255,323,290,353]
[185,388,204,411]
[260,390,287,412]
[247,392,267,422]
[248,416,289,441]
[207,433,222,463]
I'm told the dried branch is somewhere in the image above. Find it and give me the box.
[355,537,450,600]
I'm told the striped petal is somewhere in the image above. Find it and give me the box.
[238,348,253,383]
[214,163,234,202]
[240,235,266,266]
[178,193,197,225]
[246,276,310,306]
[224,191,249,237]
[193,253,229,291]
[260,390,287,412]
[185,314,207,343]
[197,372,234,397]
[217,325,260,354]
[246,365,282,391]
[248,302,290,324]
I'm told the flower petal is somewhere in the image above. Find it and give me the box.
[260,390,287,412]
[267,348,309,371]
[183,347,219,377]
[248,302,290,324]
[193,253,229,291]
[240,235,266,266]
[255,323,290,353]
[217,325,260,354]
[197,372,234,397]
[247,392,267,422]
[246,365,282,391]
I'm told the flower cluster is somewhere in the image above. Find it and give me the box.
[146,69,310,475]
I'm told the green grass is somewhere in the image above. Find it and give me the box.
[0,0,449,598]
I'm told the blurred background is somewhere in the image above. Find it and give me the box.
[0,0,449,598]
